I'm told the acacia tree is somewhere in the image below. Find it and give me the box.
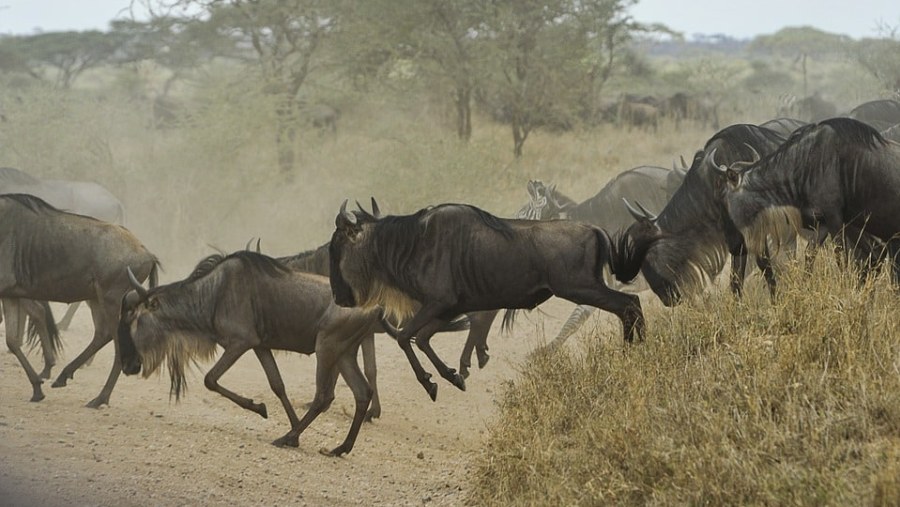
[855,22,900,96]
[479,0,641,158]
[155,0,338,178]
[2,31,124,88]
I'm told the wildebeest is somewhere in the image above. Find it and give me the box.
[713,118,900,282]
[118,251,377,456]
[0,194,157,405]
[848,99,900,131]
[613,124,790,306]
[778,92,837,122]
[0,166,126,330]
[759,117,808,137]
[514,166,683,348]
[617,101,659,132]
[276,238,479,420]
[330,200,644,400]
[665,92,719,129]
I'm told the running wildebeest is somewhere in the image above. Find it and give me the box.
[276,236,476,420]
[713,117,900,283]
[118,251,378,456]
[848,99,900,131]
[330,200,644,400]
[614,124,791,306]
[0,194,157,405]
[0,166,127,330]
[513,166,684,348]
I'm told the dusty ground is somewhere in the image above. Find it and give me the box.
[0,299,585,506]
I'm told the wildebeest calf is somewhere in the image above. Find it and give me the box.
[118,251,379,456]
[329,201,644,400]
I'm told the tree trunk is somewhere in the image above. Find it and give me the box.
[275,96,297,180]
[455,86,472,141]
[512,121,528,158]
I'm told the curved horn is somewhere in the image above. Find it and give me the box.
[623,198,646,222]
[354,200,374,221]
[370,197,381,218]
[635,200,658,222]
[127,267,148,299]
[336,199,357,227]
[707,148,727,174]
[679,154,688,169]
[255,238,261,253]
[743,143,761,164]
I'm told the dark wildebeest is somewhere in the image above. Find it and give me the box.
[613,124,792,306]
[329,201,644,400]
[514,166,684,348]
[0,166,127,330]
[276,238,478,420]
[0,194,157,405]
[713,118,900,283]
[848,99,900,131]
[118,251,377,456]
[759,117,808,138]
[666,92,719,129]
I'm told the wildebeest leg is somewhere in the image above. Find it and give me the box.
[804,227,828,273]
[321,353,373,457]
[56,302,81,331]
[459,310,498,379]
[3,299,45,402]
[756,245,778,301]
[52,300,112,389]
[204,345,266,418]
[274,349,341,448]
[359,333,380,421]
[730,252,748,298]
[557,286,645,343]
[382,305,450,401]
[253,348,301,433]
[413,319,466,392]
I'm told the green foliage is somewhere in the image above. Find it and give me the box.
[750,26,853,59]
[0,31,124,88]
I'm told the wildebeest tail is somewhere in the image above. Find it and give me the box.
[501,309,517,334]
[25,301,63,356]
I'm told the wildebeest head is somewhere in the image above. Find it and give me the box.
[118,262,219,399]
[329,199,383,309]
[615,125,786,305]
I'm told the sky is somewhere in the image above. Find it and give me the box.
[0,0,898,39]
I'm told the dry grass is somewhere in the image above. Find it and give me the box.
[470,254,900,506]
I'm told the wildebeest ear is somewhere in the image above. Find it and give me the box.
[725,168,742,188]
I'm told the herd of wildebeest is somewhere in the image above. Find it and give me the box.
[2,97,900,457]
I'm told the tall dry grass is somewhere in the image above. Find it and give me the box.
[470,253,900,505]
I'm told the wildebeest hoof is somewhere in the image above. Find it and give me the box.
[476,352,490,369]
[320,444,350,457]
[272,434,299,448]
[30,390,45,402]
[51,375,69,388]
[364,407,381,422]
[460,367,470,380]
[85,397,108,409]
[424,381,438,402]
[252,402,268,419]
[450,373,466,392]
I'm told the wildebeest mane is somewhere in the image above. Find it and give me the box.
[630,125,784,292]
[279,243,330,275]
[763,118,887,172]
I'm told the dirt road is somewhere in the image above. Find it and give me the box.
[1,300,579,506]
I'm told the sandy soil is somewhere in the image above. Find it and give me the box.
[0,299,581,506]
